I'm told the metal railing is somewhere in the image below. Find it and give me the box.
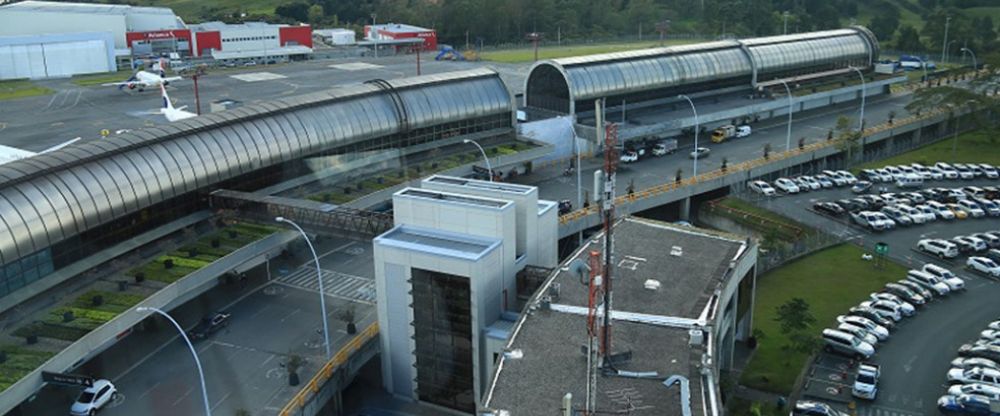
[279,322,380,416]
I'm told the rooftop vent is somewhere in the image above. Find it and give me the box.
[548,282,561,300]
[643,279,661,291]
[670,246,683,257]
[688,328,704,346]
[503,349,523,360]
[540,296,552,310]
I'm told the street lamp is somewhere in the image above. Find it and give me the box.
[677,94,699,177]
[136,307,211,416]
[275,217,331,359]
[942,16,951,63]
[782,11,790,35]
[915,56,929,83]
[961,47,977,71]
[945,40,958,64]
[849,67,866,132]
[464,139,493,182]
[777,79,794,152]
[371,13,378,59]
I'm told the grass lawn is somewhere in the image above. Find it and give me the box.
[0,346,55,392]
[709,198,814,242]
[853,129,1000,173]
[126,224,278,284]
[480,39,702,63]
[0,79,53,101]
[71,72,130,87]
[739,244,908,394]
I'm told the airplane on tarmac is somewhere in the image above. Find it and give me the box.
[0,138,82,166]
[157,84,196,122]
[102,59,182,92]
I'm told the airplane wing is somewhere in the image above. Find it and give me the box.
[162,76,183,82]
[101,81,132,87]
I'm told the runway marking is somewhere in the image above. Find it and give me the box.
[229,72,288,82]
[329,62,383,71]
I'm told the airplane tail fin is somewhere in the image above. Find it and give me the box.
[160,84,175,111]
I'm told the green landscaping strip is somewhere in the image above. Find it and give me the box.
[0,346,55,391]
[739,244,907,394]
[853,129,1000,173]
[0,79,53,101]
[709,198,814,242]
[70,73,130,87]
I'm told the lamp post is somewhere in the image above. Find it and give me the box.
[371,14,378,59]
[136,307,211,416]
[942,16,951,63]
[849,67,866,132]
[915,56,929,82]
[783,11,790,35]
[678,94,699,177]
[275,217,331,359]
[464,139,493,182]
[961,47,977,71]
[777,79,794,152]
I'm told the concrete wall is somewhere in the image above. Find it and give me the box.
[0,11,127,48]
[0,32,117,80]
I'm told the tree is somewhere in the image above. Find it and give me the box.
[774,297,816,335]
[868,5,900,41]
[307,4,324,24]
[895,25,924,53]
[835,115,862,165]
[275,2,309,22]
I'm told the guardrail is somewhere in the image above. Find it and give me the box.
[558,104,953,225]
[279,322,379,416]
[704,197,806,238]
[0,231,297,415]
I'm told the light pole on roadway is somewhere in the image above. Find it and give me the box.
[275,217,332,359]
[135,306,212,416]
[941,16,951,63]
[961,47,977,72]
[777,79,794,152]
[678,94,699,177]
[849,66,866,133]
[464,139,493,182]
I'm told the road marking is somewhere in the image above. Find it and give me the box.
[257,354,276,369]
[229,72,287,82]
[171,385,194,407]
[329,62,383,71]
[279,308,301,323]
[137,381,160,400]
[902,354,918,373]
[210,390,233,411]
[275,267,375,304]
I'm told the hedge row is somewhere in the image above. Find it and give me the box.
[0,346,54,391]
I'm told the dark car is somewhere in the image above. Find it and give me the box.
[852,181,874,194]
[938,394,1000,415]
[849,198,871,210]
[849,306,895,329]
[558,200,573,215]
[792,400,849,416]
[952,238,977,254]
[983,186,1000,199]
[884,283,926,306]
[897,279,934,300]
[837,199,862,212]
[958,344,1000,362]
[188,312,231,340]
[814,202,846,217]
[920,188,943,202]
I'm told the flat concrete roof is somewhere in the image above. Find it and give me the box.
[375,224,501,261]
[425,175,536,195]
[397,188,512,209]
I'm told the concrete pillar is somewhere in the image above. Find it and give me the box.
[334,389,344,415]
[679,197,691,221]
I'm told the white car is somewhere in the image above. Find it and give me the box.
[619,150,639,163]
[907,269,951,295]
[869,292,916,316]
[953,164,976,179]
[952,357,1000,372]
[927,201,957,220]
[852,363,880,400]
[935,162,960,179]
[748,180,777,196]
[897,204,931,224]
[982,330,1000,340]
[925,166,946,180]
[774,178,801,194]
[70,379,117,416]
[922,263,966,291]
[959,200,987,218]
[822,170,848,186]
[915,204,940,222]
[837,323,880,346]
[948,383,1000,400]
[989,320,1000,331]
[917,239,959,258]
[837,315,889,341]
[814,174,835,188]
[860,300,903,322]
[968,256,1000,277]
[874,168,895,182]
[852,211,892,231]
[800,176,822,190]
[837,170,858,185]
[947,367,1000,386]
[979,164,1000,179]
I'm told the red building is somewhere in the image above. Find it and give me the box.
[364,23,437,51]
[127,22,313,60]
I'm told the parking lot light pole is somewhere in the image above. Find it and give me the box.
[849,67,866,133]
[275,217,331,359]
[961,47,977,72]
[678,94,699,177]
[777,79,794,152]
[136,306,211,416]
[464,139,493,182]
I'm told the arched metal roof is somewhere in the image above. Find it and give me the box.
[525,26,879,113]
[0,68,514,266]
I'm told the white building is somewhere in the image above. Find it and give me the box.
[314,28,356,45]
[0,32,116,79]
[0,1,182,49]
[373,176,557,414]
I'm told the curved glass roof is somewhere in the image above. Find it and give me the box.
[0,68,513,265]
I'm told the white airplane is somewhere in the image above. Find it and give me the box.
[0,138,82,166]
[102,68,182,92]
[158,84,196,122]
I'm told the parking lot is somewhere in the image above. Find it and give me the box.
[743,178,1000,415]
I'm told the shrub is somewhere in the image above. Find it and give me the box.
[163,259,174,269]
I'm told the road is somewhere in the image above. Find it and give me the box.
[0,55,530,153]
[23,237,377,416]
[514,91,914,205]
[751,179,1000,415]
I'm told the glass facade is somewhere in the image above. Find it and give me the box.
[0,248,53,298]
[411,268,475,413]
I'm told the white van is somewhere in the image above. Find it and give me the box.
[896,173,923,188]
[736,125,752,138]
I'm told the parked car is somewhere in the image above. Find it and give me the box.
[952,358,1000,372]
[852,363,880,400]
[689,147,710,159]
[897,204,931,224]
[848,306,896,329]
[918,239,960,259]
[936,162,961,179]
[822,170,848,186]
[188,311,231,340]
[906,269,951,296]
[821,328,875,359]
[851,211,892,231]
[976,199,1000,217]
[928,201,958,220]
[792,400,849,416]
[954,163,977,179]
[896,173,924,188]
[968,257,1000,277]
[948,367,1000,387]
[938,394,1000,415]
[960,200,988,218]
[794,177,813,191]
[954,237,980,254]
[988,249,1000,264]
[749,180,777,196]
[837,170,858,185]
[837,315,890,340]
[800,176,822,190]
[902,192,926,204]
[980,164,1000,179]
[837,323,880,346]
[982,330,1000,341]
[915,204,942,222]
[814,174,835,188]
[852,181,874,194]
[70,379,117,416]
[959,344,1000,362]
[948,383,1000,401]
[881,207,914,226]
[868,292,916,316]
[814,202,846,217]
[774,178,801,194]
[859,300,904,322]
[897,279,934,301]
[860,169,883,182]
[883,282,926,306]
[948,203,971,219]
[922,263,966,291]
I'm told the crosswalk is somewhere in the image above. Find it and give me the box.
[275,267,376,304]
[855,405,924,416]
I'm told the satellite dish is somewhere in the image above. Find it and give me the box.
[569,258,590,285]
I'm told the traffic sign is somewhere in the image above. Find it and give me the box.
[875,242,889,255]
[42,371,94,388]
